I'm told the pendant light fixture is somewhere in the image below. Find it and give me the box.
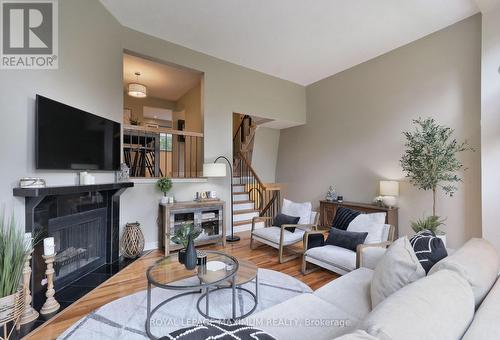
[128,72,147,98]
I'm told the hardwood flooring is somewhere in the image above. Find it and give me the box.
[25,231,338,340]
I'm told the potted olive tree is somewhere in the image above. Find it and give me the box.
[0,214,30,329]
[171,223,202,269]
[157,177,172,204]
[401,118,473,245]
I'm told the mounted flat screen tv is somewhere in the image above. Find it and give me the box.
[36,95,120,171]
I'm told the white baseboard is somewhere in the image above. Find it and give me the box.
[144,241,159,251]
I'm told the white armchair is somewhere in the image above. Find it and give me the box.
[250,199,320,263]
[302,224,395,275]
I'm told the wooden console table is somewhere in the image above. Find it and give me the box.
[159,201,226,255]
[319,200,399,239]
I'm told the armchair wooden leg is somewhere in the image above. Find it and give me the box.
[301,257,320,275]
[250,235,261,250]
[279,244,302,264]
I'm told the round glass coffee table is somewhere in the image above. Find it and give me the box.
[146,251,240,339]
[197,258,259,320]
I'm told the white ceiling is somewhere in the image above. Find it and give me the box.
[123,53,202,101]
[105,0,479,86]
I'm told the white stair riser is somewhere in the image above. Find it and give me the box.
[232,202,254,211]
[232,185,245,193]
[233,193,249,201]
[232,177,252,185]
[234,221,265,233]
[233,211,259,222]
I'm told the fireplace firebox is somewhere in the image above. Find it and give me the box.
[13,182,133,308]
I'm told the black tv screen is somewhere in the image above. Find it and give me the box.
[36,95,121,171]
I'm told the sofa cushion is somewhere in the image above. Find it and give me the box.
[332,207,360,230]
[282,198,312,225]
[306,245,357,272]
[314,267,373,320]
[370,237,425,307]
[428,238,499,307]
[463,277,500,340]
[272,213,300,232]
[246,293,357,340]
[326,228,368,251]
[362,269,475,340]
[409,230,447,273]
[252,227,305,246]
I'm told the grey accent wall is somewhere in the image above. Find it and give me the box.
[481,6,500,254]
[276,15,482,248]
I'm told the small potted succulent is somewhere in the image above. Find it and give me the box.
[157,177,172,204]
[171,223,201,269]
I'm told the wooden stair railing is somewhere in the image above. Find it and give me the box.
[234,152,283,225]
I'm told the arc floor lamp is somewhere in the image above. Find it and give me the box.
[203,156,240,242]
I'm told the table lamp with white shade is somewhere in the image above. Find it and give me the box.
[203,157,240,242]
[379,180,399,208]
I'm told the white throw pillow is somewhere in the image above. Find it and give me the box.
[347,215,385,244]
[363,269,474,340]
[370,237,425,308]
[281,199,312,225]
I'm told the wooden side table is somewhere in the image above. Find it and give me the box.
[159,200,226,255]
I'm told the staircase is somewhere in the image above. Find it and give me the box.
[232,114,283,233]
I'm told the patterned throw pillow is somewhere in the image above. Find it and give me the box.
[409,230,448,273]
[332,207,360,230]
[164,322,276,340]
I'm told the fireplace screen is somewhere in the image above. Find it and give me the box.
[48,208,107,290]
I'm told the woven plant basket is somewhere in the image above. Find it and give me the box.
[0,287,25,326]
[121,222,145,258]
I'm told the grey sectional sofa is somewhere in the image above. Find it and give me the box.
[244,238,500,340]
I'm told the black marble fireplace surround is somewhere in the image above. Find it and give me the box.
[13,182,133,309]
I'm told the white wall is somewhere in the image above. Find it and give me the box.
[0,1,306,249]
[251,127,280,183]
[276,15,482,249]
[481,6,500,253]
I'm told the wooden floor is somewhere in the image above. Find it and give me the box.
[25,231,338,340]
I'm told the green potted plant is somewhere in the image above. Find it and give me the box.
[171,223,202,268]
[157,177,172,204]
[0,214,31,325]
[401,118,473,244]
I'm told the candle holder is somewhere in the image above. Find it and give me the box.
[19,250,39,325]
[40,253,60,316]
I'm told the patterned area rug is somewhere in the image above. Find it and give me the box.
[58,268,312,339]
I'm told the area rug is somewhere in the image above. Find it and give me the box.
[58,268,312,339]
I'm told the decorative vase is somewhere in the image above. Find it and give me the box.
[120,222,145,258]
[161,196,169,204]
[178,249,186,264]
[184,235,197,270]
